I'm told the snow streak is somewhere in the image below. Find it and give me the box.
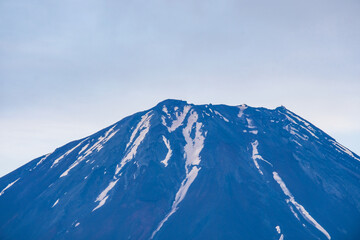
[161,136,172,167]
[273,172,331,240]
[151,109,206,239]
[52,199,59,208]
[51,138,88,168]
[251,141,263,175]
[214,110,229,122]
[251,140,273,175]
[92,112,153,212]
[276,226,284,240]
[238,104,247,118]
[0,178,20,197]
[115,111,153,175]
[60,126,118,178]
[284,125,308,141]
[92,179,119,212]
[245,117,258,134]
[35,153,51,167]
[162,105,191,132]
[330,139,360,162]
[283,112,319,139]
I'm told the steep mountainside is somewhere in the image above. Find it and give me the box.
[1,99,360,240]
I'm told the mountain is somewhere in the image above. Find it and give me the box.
[1,99,360,240]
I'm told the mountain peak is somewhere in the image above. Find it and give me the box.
[155,99,188,107]
[1,100,359,240]
[275,105,288,112]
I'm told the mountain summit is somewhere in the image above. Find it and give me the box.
[1,100,359,239]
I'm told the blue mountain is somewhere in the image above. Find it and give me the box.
[1,99,360,240]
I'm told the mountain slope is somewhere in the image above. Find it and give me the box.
[1,99,359,240]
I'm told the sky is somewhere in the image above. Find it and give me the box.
[0,0,359,177]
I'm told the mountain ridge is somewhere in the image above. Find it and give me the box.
[1,99,359,240]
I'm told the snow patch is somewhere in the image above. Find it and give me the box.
[36,153,51,167]
[92,179,119,211]
[289,205,300,220]
[162,105,170,116]
[284,113,318,139]
[92,112,153,211]
[30,153,52,171]
[300,125,319,139]
[238,104,247,118]
[60,127,118,178]
[285,125,308,141]
[245,117,259,134]
[0,178,20,197]
[51,138,89,168]
[84,127,118,155]
[115,111,153,175]
[292,139,302,146]
[246,118,256,129]
[162,105,191,132]
[78,143,89,155]
[214,110,230,122]
[251,140,273,175]
[251,141,263,175]
[330,140,360,162]
[161,136,172,167]
[286,110,311,127]
[52,199,59,208]
[273,172,331,240]
[151,110,206,239]
[275,226,284,240]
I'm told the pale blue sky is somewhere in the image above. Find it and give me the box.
[1,0,359,176]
